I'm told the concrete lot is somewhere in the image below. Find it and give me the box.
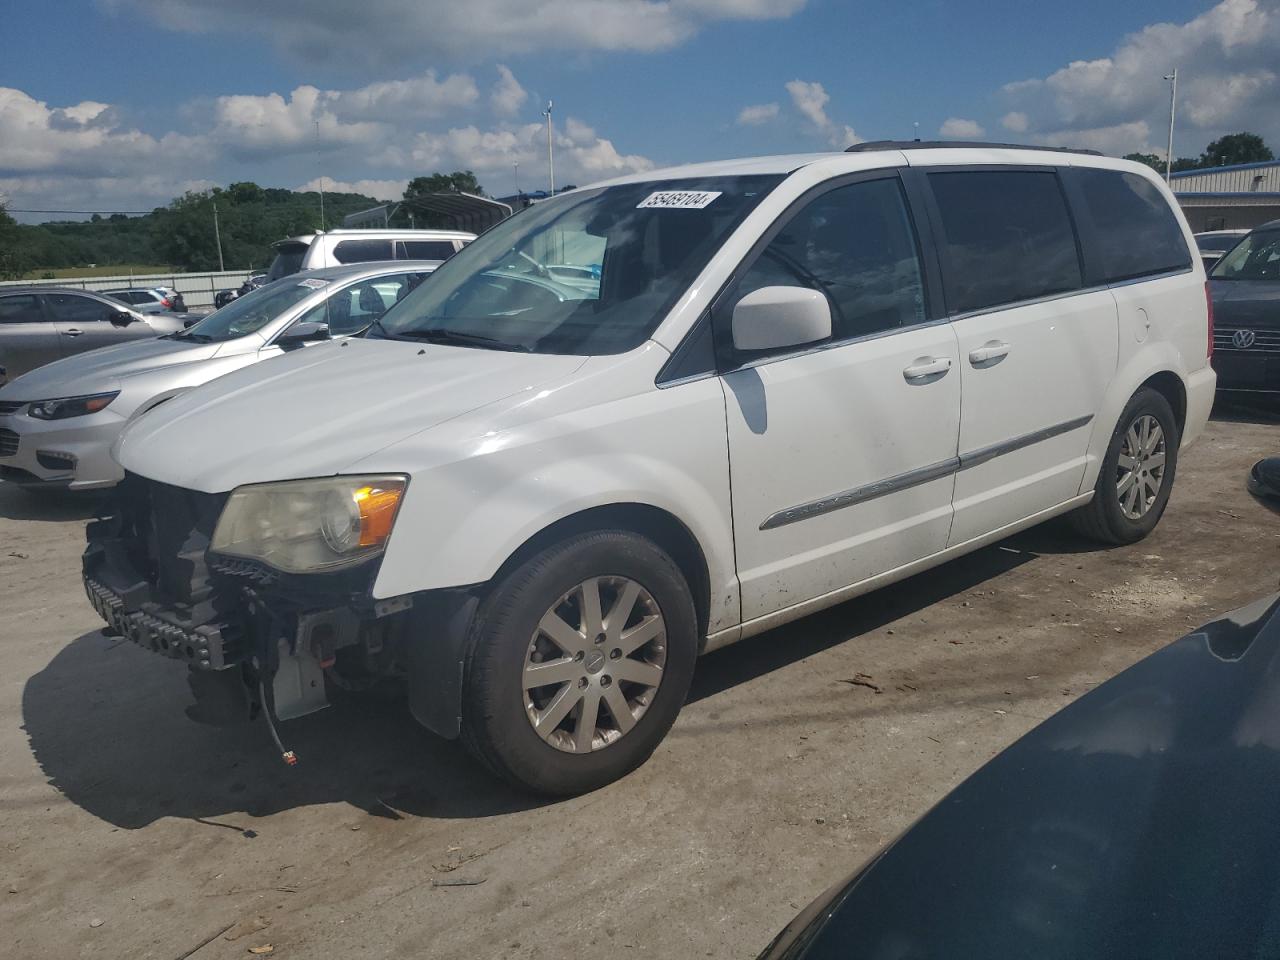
[2,403,1278,960]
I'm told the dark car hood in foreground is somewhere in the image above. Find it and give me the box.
[1211,278,1280,329]
[763,593,1280,960]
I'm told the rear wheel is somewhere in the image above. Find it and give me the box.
[460,530,698,796]
[1070,387,1179,544]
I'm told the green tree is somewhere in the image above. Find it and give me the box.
[1199,132,1273,168]
[0,198,33,279]
[1123,152,1164,172]
[1171,157,1201,173]
[404,171,485,199]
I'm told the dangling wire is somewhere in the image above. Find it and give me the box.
[258,678,298,766]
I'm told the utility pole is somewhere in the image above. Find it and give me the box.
[514,159,520,199]
[212,201,225,272]
[1164,68,1178,183]
[543,100,555,196]
[315,120,326,230]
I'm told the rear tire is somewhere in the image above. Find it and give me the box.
[460,530,698,796]
[1070,387,1180,545]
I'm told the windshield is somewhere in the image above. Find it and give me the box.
[375,175,782,354]
[1212,230,1280,281]
[1196,233,1241,252]
[177,276,328,342]
[266,241,309,282]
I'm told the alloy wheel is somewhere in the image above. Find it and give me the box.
[522,576,667,754]
[1116,414,1166,520]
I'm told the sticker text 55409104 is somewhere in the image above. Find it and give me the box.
[636,191,722,210]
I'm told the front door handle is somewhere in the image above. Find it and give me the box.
[902,356,952,382]
[63,328,84,337]
[968,340,1010,366]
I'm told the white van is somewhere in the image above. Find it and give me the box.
[85,144,1215,795]
[265,228,475,281]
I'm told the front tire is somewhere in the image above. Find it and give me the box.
[460,530,698,796]
[1070,387,1180,545]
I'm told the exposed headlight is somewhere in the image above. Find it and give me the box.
[28,391,119,420]
[211,475,408,574]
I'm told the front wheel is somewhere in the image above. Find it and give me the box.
[460,530,698,796]
[1070,387,1180,544]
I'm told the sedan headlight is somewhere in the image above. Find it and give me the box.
[28,391,119,420]
[211,475,408,574]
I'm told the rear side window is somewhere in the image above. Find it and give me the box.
[333,239,394,264]
[266,243,309,281]
[1074,169,1192,282]
[0,295,43,323]
[397,240,456,260]
[929,170,1082,314]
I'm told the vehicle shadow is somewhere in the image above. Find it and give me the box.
[1211,394,1280,425]
[22,631,539,830]
[0,482,106,522]
[689,537,1041,703]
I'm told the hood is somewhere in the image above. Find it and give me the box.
[1210,278,1280,329]
[0,336,223,399]
[115,337,588,492]
[763,593,1280,960]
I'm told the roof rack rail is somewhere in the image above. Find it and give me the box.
[845,140,1102,157]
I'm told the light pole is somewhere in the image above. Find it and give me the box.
[212,200,225,272]
[543,100,555,196]
[1164,68,1178,183]
[315,120,326,229]
[514,159,520,199]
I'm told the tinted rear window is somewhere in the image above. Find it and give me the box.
[1075,169,1191,282]
[266,243,309,281]
[333,239,394,264]
[0,295,43,324]
[928,170,1083,314]
[398,239,456,260]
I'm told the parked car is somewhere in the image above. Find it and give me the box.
[104,286,187,314]
[1193,228,1249,269]
[214,273,266,310]
[758,592,1280,960]
[1209,219,1280,393]
[0,287,184,381]
[0,262,435,490]
[82,146,1213,795]
[264,229,474,282]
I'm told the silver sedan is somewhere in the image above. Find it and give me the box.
[0,261,437,490]
[0,287,185,381]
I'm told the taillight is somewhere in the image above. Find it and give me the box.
[1205,280,1214,360]
[160,297,172,308]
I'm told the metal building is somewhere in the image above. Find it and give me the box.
[1170,160,1280,231]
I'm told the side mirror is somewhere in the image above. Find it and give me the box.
[276,320,330,348]
[731,286,832,353]
[110,311,136,327]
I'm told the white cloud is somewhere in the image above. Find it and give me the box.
[939,117,985,139]
[106,0,808,64]
[736,103,780,126]
[1001,111,1029,133]
[1000,0,1280,155]
[784,79,861,148]
[490,65,528,118]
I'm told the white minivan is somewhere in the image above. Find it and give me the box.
[265,228,475,281]
[84,144,1215,795]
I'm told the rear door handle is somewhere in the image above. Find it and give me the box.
[902,356,952,382]
[968,340,1010,366]
[63,328,84,337]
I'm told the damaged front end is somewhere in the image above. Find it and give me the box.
[82,473,474,763]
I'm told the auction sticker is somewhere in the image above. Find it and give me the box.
[637,190,721,210]
[297,278,328,289]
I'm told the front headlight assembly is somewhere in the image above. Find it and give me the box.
[29,391,119,420]
[210,475,408,574]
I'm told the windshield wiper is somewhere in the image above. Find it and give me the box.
[363,316,392,339]
[396,328,531,352]
[163,331,214,342]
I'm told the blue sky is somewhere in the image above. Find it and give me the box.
[3,0,1276,221]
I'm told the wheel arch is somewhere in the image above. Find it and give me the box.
[487,502,714,641]
[1139,369,1188,438]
